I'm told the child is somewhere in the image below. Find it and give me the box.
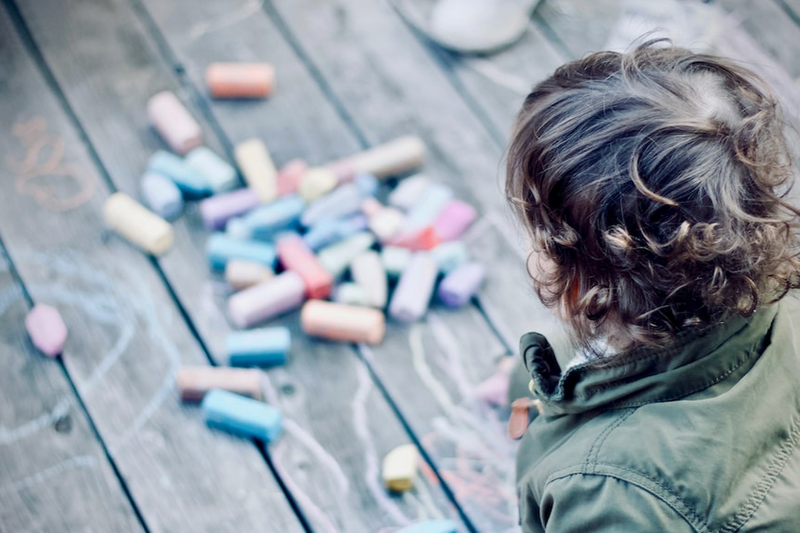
[505,40,800,531]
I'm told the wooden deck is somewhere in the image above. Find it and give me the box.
[1,0,798,531]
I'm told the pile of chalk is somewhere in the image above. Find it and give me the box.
[94,63,484,518]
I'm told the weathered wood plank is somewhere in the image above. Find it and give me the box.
[389,0,566,140]
[0,247,145,533]
[0,4,304,532]
[717,0,800,78]
[12,0,474,528]
[536,0,622,59]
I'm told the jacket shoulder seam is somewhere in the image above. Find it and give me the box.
[583,408,636,474]
[718,412,800,532]
[546,467,709,533]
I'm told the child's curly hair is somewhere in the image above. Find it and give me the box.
[506,40,800,352]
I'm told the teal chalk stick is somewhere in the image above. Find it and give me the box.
[227,327,291,367]
[186,146,238,193]
[397,520,458,533]
[206,233,276,271]
[201,389,282,442]
[148,150,211,198]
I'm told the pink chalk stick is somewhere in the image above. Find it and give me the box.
[228,271,306,328]
[199,188,260,230]
[277,160,307,196]
[433,200,477,241]
[476,357,514,407]
[147,91,202,154]
[25,304,67,357]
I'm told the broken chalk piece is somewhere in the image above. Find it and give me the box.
[225,259,274,291]
[438,262,485,308]
[201,389,282,442]
[388,252,438,323]
[235,138,278,203]
[227,327,291,367]
[390,226,441,251]
[433,199,477,241]
[148,150,210,198]
[381,444,418,492]
[147,90,202,154]
[104,192,174,256]
[396,520,458,533]
[177,366,262,402]
[140,172,183,221]
[303,214,367,252]
[381,246,412,278]
[301,300,385,344]
[206,62,275,99]
[199,188,260,231]
[228,271,306,328]
[186,147,238,194]
[388,173,431,211]
[298,167,338,203]
[332,282,371,307]
[364,201,405,243]
[476,357,514,407]
[276,233,333,299]
[25,304,67,357]
[317,232,375,279]
[401,182,453,234]
[432,241,468,274]
[351,251,387,308]
[206,233,276,271]
[277,159,307,196]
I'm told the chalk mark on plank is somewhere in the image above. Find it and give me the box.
[352,363,412,526]
[6,118,97,212]
[0,455,98,494]
[186,0,265,41]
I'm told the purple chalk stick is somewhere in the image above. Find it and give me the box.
[25,304,67,357]
[433,200,477,241]
[437,262,485,308]
[388,252,438,323]
[199,188,260,230]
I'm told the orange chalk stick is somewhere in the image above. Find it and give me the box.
[301,300,385,345]
[206,63,275,99]
[177,366,262,402]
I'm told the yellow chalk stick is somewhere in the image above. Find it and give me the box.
[104,192,173,256]
[382,444,418,492]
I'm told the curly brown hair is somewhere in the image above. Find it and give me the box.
[506,40,800,353]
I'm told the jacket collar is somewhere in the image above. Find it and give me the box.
[521,304,779,416]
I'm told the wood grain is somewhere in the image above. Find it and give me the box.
[0,246,144,533]
[0,4,303,531]
[10,0,472,528]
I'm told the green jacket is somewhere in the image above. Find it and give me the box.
[515,296,800,532]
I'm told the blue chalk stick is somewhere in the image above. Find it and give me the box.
[396,520,458,533]
[303,214,369,251]
[229,195,305,240]
[354,173,379,197]
[148,150,211,198]
[206,233,277,270]
[227,327,291,367]
[140,171,183,220]
[201,389,282,442]
[186,146,238,193]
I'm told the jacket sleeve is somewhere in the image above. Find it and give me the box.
[521,473,698,533]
